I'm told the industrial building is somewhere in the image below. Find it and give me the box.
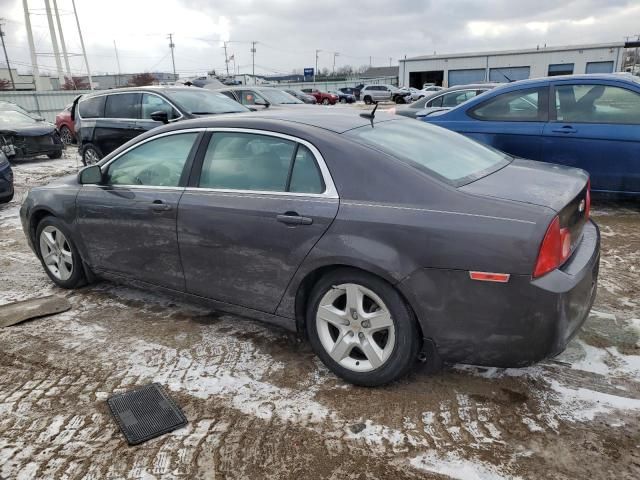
[399,42,627,88]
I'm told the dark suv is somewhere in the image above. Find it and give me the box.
[73,87,249,165]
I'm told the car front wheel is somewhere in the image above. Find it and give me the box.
[82,144,102,166]
[36,216,86,289]
[363,96,372,105]
[307,268,420,386]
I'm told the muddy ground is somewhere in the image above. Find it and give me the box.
[0,151,639,480]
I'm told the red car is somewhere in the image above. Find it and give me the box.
[301,88,337,105]
[55,103,76,145]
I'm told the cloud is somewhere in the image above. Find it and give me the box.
[0,0,638,78]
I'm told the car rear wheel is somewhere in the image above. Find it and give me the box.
[307,268,420,386]
[36,217,86,289]
[363,96,372,105]
[340,98,346,103]
[82,144,102,166]
[59,126,74,145]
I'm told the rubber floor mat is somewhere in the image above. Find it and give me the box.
[107,383,187,445]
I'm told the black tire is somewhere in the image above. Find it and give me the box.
[322,98,330,105]
[363,96,372,105]
[340,98,347,104]
[36,216,86,289]
[306,268,420,386]
[82,143,102,166]
[395,96,406,104]
[47,150,63,159]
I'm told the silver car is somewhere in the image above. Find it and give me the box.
[360,84,398,104]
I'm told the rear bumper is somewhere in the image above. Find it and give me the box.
[399,220,600,367]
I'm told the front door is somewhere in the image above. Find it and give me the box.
[542,81,640,194]
[76,131,201,290]
[178,130,339,313]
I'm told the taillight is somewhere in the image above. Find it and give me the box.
[533,216,572,278]
[585,180,591,220]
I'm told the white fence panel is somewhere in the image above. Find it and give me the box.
[0,90,91,123]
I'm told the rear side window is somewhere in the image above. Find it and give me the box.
[78,96,105,118]
[469,87,547,121]
[104,93,141,119]
[555,84,640,125]
[199,133,324,194]
[345,120,510,185]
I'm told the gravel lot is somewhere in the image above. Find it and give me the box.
[0,150,639,480]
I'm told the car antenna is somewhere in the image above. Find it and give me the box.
[359,101,379,125]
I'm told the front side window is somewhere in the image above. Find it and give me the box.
[442,90,477,107]
[141,93,179,120]
[469,87,547,121]
[105,133,198,187]
[555,84,640,124]
[104,93,141,119]
[199,133,324,194]
[238,90,267,106]
[345,120,510,185]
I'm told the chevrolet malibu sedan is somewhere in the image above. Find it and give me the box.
[20,110,599,386]
[423,74,640,196]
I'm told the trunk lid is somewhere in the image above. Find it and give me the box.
[460,158,590,255]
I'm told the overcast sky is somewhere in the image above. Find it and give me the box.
[1,0,639,79]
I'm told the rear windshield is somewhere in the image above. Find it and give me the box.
[344,120,510,185]
[165,89,249,114]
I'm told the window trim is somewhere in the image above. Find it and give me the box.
[550,82,640,125]
[77,90,184,122]
[467,86,549,122]
[189,128,338,199]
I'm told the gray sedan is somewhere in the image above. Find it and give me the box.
[20,110,599,386]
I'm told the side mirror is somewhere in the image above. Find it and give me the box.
[254,98,270,108]
[78,165,102,184]
[150,111,169,124]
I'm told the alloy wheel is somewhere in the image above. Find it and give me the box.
[315,283,395,372]
[39,226,73,281]
[84,148,100,165]
[60,127,73,145]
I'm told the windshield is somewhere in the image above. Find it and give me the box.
[344,120,510,185]
[259,89,303,104]
[0,110,37,126]
[165,89,249,114]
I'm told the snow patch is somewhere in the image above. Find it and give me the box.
[410,452,521,480]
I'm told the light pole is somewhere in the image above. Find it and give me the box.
[333,52,339,76]
[251,41,256,79]
[315,49,320,82]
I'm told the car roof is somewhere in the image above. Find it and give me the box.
[490,73,638,89]
[80,86,205,98]
[149,108,400,135]
[215,86,284,91]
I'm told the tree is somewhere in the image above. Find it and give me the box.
[61,76,89,90]
[129,73,156,87]
[0,78,11,90]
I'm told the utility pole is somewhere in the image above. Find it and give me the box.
[250,41,256,78]
[0,19,16,90]
[223,41,229,76]
[389,57,392,67]
[369,55,372,67]
[52,0,72,79]
[23,0,42,91]
[71,0,92,89]
[315,49,320,82]
[113,40,121,87]
[43,0,65,88]
[168,33,176,79]
[333,52,339,76]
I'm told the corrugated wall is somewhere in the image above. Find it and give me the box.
[0,90,91,123]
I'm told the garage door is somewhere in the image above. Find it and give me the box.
[448,69,486,86]
[489,66,531,83]
[585,61,614,74]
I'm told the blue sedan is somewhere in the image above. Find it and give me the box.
[422,74,640,196]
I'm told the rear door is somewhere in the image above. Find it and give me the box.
[178,129,339,313]
[76,130,202,290]
[542,80,640,194]
[454,86,549,160]
[98,93,142,155]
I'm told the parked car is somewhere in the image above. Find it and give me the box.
[360,84,399,104]
[0,109,63,160]
[217,86,306,107]
[284,89,317,104]
[329,90,356,104]
[55,102,78,145]
[422,74,640,196]
[422,84,443,92]
[301,89,338,105]
[21,109,598,386]
[339,87,361,101]
[0,151,13,204]
[393,84,499,119]
[0,101,45,122]
[72,86,250,165]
